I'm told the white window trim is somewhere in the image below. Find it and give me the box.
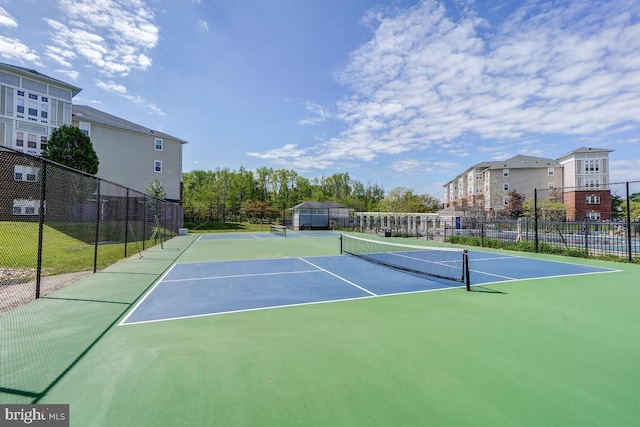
[154,160,162,173]
[155,138,163,151]
[79,122,90,137]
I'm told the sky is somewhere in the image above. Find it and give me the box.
[1,0,639,199]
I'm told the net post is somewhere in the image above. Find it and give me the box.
[340,234,343,254]
[463,249,471,291]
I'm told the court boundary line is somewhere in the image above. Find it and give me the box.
[118,264,179,326]
[298,257,377,296]
[119,294,378,326]
[472,268,622,287]
[118,254,623,326]
[198,233,264,241]
[163,269,324,283]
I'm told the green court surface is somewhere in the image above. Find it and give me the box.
[2,232,640,426]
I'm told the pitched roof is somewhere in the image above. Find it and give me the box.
[0,62,82,96]
[72,105,188,144]
[486,154,560,169]
[292,202,349,210]
[556,146,614,159]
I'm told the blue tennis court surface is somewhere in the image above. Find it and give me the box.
[120,250,619,325]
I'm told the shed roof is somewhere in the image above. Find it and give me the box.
[292,202,349,210]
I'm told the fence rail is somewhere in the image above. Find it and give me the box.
[356,180,640,263]
[0,146,183,314]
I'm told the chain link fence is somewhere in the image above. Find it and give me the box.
[446,181,640,262]
[0,146,183,314]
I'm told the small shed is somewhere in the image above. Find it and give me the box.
[292,202,350,230]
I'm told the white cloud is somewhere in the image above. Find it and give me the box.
[198,20,209,32]
[0,35,41,64]
[610,158,640,182]
[96,79,128,95]
[298,101,331,125]
[45,0,159,77]
[95,79,164,115]
[0,7,18,28]
[252,0,640,173]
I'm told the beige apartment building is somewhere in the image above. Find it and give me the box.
[443,147,614,220]
[72,105,187,203]
[0,62,186,205]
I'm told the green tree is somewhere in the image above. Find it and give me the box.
[523,198,568,221]
[378,187,440,213]
[146,178,167,199]
[43,125,99,174]
[611,194,625,219]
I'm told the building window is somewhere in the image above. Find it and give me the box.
[586,195,600,204]
[584,160,600,173]
[27,134,37,149]
[475,173,482,180]
[12,199,43,216]
[503,169,509,177]
[14,165,41,182]
[548,182,554,189]
[28,100,37,116]
[503,183,509,191]
[79,122,90,136]
[17,98,24,114]
[155,138,163,151]
[503,197,509,205]
[586,211,601,220]
[585,179,600,189]
[40,136,48,151]
[154,160,162,173]
[548,168,554,176]
[16,131,24,147]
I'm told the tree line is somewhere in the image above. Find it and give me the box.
[182,168,442,223]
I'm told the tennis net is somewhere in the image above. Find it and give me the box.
[340,234,471,290]
[270,225,287,238]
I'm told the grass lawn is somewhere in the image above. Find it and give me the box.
[0,221,152,276]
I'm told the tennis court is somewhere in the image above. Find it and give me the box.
[2,232,640,426]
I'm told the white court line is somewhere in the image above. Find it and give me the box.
[120,295,377,326]
[163,269,323,283]
[472,255,520,262]
[298,257,378,297]
[472,268,621,287]
[470,268,517,281]
[118,263,179,326]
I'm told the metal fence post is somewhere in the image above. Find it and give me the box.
[124,188,130,257]
[93,178,101,273]
[534,189,539,252]
[35,161,47,299]
[142,196,147,250]
[626,181,633,262]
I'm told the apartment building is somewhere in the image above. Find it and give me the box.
[557,147,614,220]
[0,62,187,207]
[443,147,614,220]
[72,105,187,203]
